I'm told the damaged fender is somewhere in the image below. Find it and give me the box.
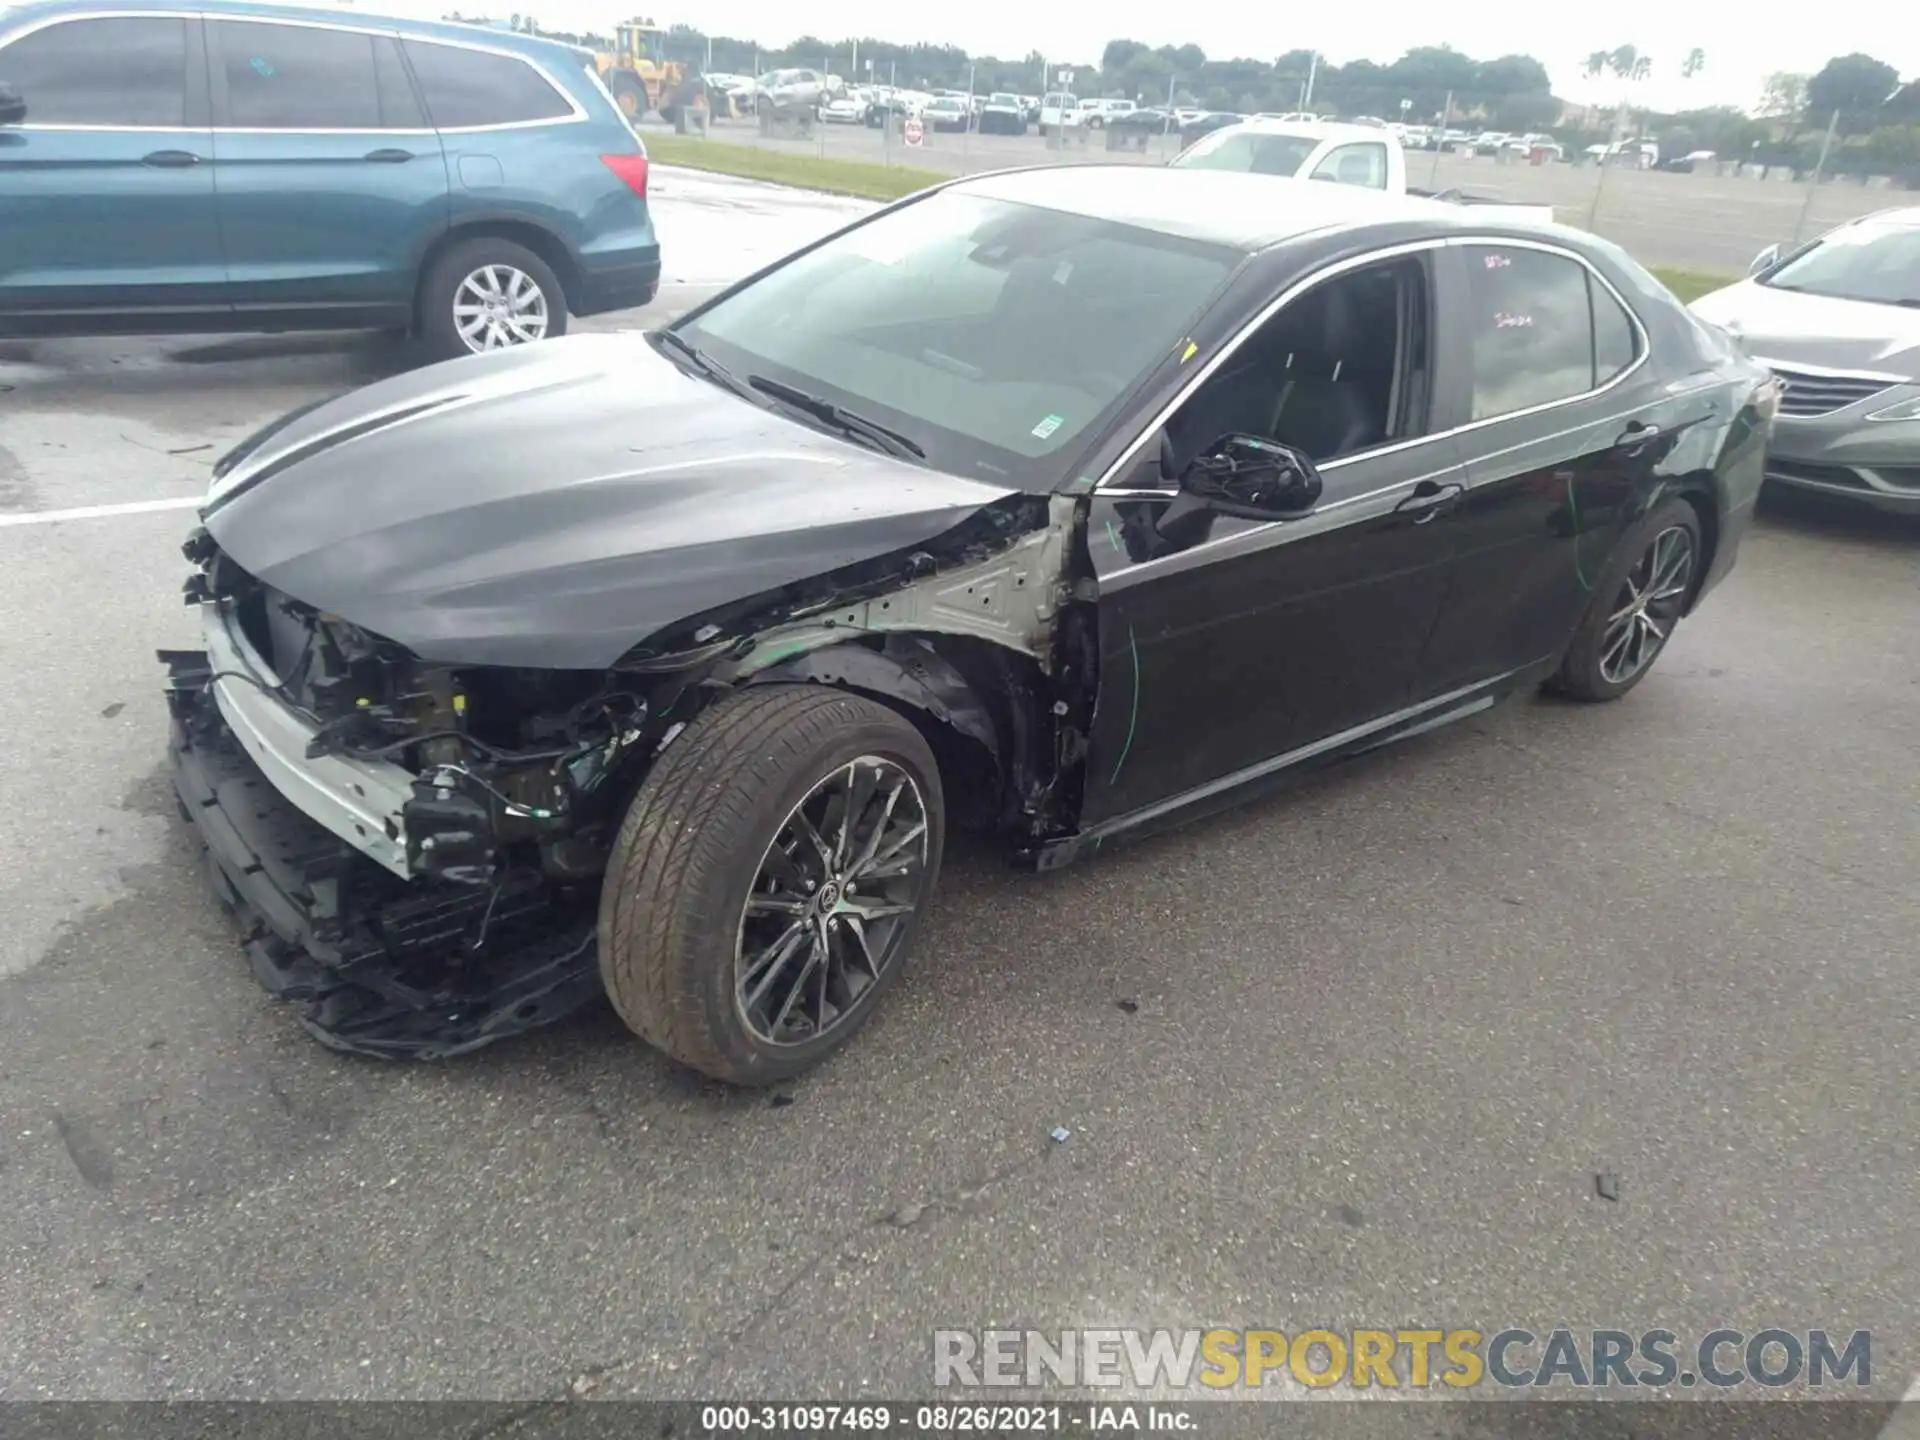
[745,634,1004,765]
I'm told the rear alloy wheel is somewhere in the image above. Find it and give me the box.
[1550,496,1702,702]
[453,264,550,351]
[418,237,568,362]
[598,685,945,1085]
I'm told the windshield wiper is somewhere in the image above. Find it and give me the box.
[651,328,756,400]
[746,375,927,461]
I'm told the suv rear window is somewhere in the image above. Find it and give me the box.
[402,40,573,128]
[0,15,187,126]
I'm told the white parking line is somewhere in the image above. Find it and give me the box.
[0,496,203,529]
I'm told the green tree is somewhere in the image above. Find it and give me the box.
[1805,52,1901,131]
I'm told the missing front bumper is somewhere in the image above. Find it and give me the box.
[163,649,604,1060]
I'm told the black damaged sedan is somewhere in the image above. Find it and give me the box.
[165,167,1776,1083]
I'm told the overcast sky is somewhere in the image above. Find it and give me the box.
[382,0,1917,114]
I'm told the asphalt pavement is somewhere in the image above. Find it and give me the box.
[1,167,1917,1409]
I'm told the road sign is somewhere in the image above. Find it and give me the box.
[903,116,923,146]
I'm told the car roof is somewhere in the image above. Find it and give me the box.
[1851,206,1920,228]
[0,0,594,63]
[952,165,1472,251]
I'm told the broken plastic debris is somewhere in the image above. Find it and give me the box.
[1115,998,1139,1014]
[1050,1126,1072,1143]
[770,1092,796,1109]
[1595,1172,1620,1202]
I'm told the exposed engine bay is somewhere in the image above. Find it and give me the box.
[163,493,1093,1058]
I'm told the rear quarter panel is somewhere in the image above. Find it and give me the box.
[438,60,656,286]
[1599,239,1770,599]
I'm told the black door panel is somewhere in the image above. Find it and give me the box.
[1420,409,1652,692]
[1416,240,1683,693]
[1081,438,1465,825]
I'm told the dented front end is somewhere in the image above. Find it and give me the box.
[163,490,1090,1058]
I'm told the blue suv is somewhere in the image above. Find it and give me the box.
[0,0,660,358]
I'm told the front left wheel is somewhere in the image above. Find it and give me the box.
[598,685,946,1086]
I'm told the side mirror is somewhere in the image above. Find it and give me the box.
[1748,243,1781,277]
[0,82,25,126]
[1180,434,1322,520]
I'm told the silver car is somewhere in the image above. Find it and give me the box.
[754,67,829,117]
[1690,208,1920,514]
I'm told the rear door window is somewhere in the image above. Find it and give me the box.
[213,21,384,130]
[402,40,575,129]
[0,16,188,126]
[1463,246,1603,420]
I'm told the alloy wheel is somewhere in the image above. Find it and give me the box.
[734,756,931,1047]
[1599,523,1696,685]
[452,264,550,353]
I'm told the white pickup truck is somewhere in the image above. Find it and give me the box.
[1172,119,1556,224]
[1063,97,1136,130]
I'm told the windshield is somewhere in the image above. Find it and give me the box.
[675,191,1241,488]
[990,93,1018,104]
[1761,222,1920,306]
[1174,131,1320,177]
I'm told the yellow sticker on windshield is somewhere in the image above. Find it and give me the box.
[1180,340,1198,361]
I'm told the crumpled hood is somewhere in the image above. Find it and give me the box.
[1689,281,1920,377]
[201,333,1019,669]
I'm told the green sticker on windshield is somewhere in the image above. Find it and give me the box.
[1032,413,1065,439]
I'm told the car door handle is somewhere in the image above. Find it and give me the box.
[363,148,415,163]
[1616,419,1665,453]
[1394,479,1465,523]
[141,149,201,168]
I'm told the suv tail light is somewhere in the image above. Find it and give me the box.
[600,153,649,199]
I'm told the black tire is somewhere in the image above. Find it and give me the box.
[1548,496,1703,702]
[609,71,647,121]
[598,684,946,1086]
[416,237,567,363]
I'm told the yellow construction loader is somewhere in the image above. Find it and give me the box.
[592,19,729,124]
